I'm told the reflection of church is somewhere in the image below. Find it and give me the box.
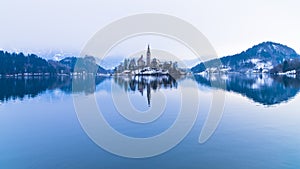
[133,76,177,106]
[114,75,178,106]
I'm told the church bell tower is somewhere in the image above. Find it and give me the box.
[146,44,151,67]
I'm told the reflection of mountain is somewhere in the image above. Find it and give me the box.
[0,76,107,102]
[194,74,300,105]
[3,73,299,106]
[114,75,178,106]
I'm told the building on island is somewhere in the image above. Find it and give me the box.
[114,44,185,76]
[137,55,145,68]
[146,44,151,67]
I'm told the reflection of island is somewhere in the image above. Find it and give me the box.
[194,74,300,105]
[114,75,178,106]
[0,76,107,102]
[3,72,300,106]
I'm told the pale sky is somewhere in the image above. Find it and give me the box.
[1,0,300,60]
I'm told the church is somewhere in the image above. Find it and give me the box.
[115,44,182,76]
[137,44,152,68]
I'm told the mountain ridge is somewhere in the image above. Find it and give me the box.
[191,41,300,74]
[0,51,109,76]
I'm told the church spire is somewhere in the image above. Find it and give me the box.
[146,44,151,66]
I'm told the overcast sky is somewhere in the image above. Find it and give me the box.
[1,0,300,60]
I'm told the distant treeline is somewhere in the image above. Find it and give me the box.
[0,51,108,76]
[270,59,300,74]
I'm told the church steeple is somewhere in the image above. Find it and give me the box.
[146,44,151,67]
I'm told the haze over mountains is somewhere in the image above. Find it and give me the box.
[1,41,300,76]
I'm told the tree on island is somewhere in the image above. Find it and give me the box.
[113,45,184,76]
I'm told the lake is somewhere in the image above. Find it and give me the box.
[0,74,300,169]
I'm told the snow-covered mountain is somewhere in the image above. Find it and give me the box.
[191,42,300,73]
[35,49,79,61]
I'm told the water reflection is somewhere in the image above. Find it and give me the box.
[194,74,300,105]
[0,76,107,102]
[1,74,300,106]
[113,75,178,106]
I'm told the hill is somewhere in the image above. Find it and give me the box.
[191,42,300,74]
[0,51,108,76]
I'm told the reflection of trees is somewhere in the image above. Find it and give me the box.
[194,74,300,105]
[271,75,300,88]
[0,76,107,102]
[114,75,178,106]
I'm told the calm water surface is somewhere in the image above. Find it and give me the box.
[0,74,300,169]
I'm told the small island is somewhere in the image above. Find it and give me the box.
[113,45,187,77]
